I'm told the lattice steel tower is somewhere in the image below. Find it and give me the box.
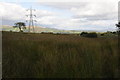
[26,6,37,32]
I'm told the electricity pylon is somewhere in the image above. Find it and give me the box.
[26,6,37,32]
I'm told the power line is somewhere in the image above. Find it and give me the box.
[26,6,37,32]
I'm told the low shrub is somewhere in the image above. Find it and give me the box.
[80,32,98,38]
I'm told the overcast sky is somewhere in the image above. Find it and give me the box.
[0,0,119,32]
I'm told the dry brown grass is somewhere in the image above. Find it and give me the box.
[2,31,119,78]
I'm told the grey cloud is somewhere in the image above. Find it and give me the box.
[73,13,117,21]
[38,2,88,9]
[38,2,117,21]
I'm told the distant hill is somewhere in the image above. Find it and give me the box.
[1,25,82,34]
[1,25,107,34]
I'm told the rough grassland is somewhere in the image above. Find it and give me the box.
[2,31,119,78]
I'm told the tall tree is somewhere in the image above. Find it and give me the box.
[116,22,120,33]
[13,22,26,32]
